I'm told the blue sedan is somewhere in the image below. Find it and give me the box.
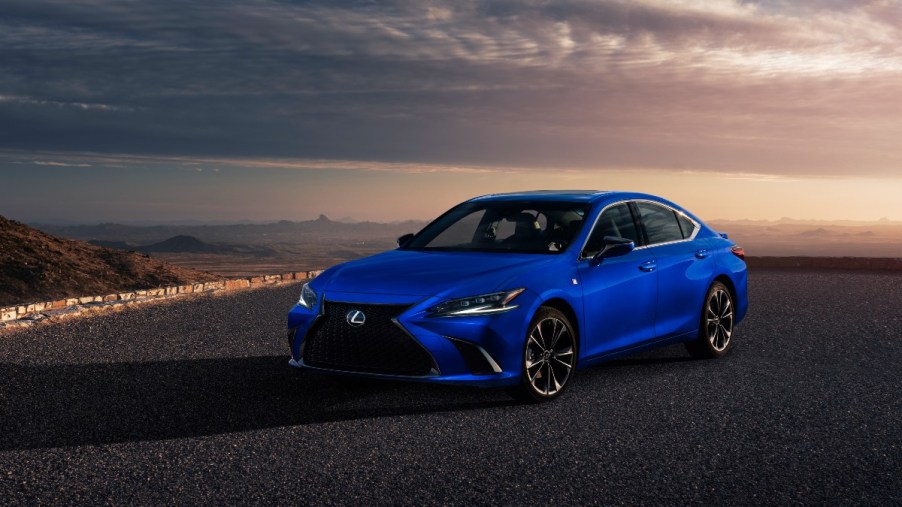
[288,191,748,401]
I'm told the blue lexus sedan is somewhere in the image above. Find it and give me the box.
[288,191,748,401]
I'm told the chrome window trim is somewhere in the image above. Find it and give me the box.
[632,199,700,249]
[578,198,700,259]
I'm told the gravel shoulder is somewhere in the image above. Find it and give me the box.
[1,271,900,504]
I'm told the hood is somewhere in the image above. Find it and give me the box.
[320,249,557,298]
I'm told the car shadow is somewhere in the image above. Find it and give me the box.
[0,347,704,451]
[0,356,517,451]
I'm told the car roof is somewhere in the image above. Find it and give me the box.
[469,190,612,203]
[468,190,675,205]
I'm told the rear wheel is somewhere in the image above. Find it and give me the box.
[685,281,735,359]
[506,307,576,402]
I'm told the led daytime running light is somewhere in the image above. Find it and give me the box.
[429,288,525,317]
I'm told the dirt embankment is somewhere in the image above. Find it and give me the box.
[0,215,219,306]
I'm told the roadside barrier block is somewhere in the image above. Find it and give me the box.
[225,279,250,290]
[0,269,324,328]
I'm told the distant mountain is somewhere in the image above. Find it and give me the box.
[137,235,232,254]
[798,228,830,237]
[31,216,429,245]
[90,235,277,257]
[0,215,219,306]
[711,217,902,226]
[707,219,902,257]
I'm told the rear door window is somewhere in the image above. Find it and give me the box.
[636,201,684,245]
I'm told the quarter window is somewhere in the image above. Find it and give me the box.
[677,213,696,239]
[636,202,684,245]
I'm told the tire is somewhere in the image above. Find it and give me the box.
[685,281,735,359]
[506,307,577,402]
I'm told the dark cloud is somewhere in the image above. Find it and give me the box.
[1,0,901,175]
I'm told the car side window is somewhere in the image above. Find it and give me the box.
[582,203,638,257]
[677,213,697,239]
[637,201,684,245]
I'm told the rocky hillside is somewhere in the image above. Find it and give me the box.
[0,215,220,306]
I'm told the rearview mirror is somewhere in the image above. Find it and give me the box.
[397,233,415,248]
[591,236,634,264]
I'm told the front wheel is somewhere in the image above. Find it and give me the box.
[506,307,577,402]
[685,281,735,359]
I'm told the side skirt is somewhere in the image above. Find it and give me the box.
[577,330,697,369]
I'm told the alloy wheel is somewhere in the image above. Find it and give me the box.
[525,316,575,397]
[706,287,734,352]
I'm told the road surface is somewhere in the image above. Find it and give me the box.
[1,270,900,504]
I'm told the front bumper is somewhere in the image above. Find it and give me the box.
[286,290,535,387]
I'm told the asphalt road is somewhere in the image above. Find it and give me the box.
[1,271,900,505]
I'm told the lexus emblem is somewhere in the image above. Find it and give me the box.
[346,309,366,327]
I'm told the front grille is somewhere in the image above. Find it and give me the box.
[303,301,436,376]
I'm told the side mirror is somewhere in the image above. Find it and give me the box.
[397,233,415,248]
[591,236,634,265]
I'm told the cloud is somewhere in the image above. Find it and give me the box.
[0,95,132,112]
[3,150,500,175]
[32,160,93,167]
[0,0,900,177]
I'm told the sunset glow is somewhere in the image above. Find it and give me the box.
[1,0,901,223]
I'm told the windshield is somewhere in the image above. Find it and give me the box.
[404,201,590,254]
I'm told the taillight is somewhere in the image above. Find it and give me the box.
[731,246,745,260]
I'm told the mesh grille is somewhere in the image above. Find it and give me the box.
[304,301,435,376]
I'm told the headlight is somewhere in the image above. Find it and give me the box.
[298,283,317,309]
[427,288,525,317]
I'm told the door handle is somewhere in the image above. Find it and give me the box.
[639,260,657,272]
[695,249,709,259]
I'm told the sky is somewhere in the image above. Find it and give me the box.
[1,0,901,224]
